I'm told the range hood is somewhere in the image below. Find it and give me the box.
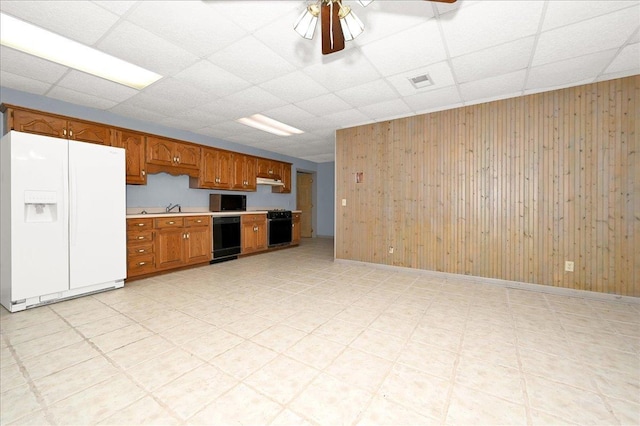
[256,177,284,186]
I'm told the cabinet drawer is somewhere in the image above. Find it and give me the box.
[242,214,266,223]
[127,242,154,256]
[154,217,185,228]
[185,216,210,227]
[127,254,155,275]
[127,230,153,243]
[127,218,153,230]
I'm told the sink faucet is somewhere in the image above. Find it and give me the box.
[166,203,181,213]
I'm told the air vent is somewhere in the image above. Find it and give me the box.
[409,73,434,89]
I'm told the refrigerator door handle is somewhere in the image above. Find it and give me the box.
[69,163,78,246]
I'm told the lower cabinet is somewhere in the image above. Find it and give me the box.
[292,212,301,245]
[241,214,267,254]
[126,215,211,279]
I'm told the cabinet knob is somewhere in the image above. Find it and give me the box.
[138,261,146,266]
[176,156,181,164]
[186,233,190,239]
[168,221,175,225]
[137,223,145,227]
[142,170,146,176]
[138,249,145,253]
[137,236,145,240]
[69,129,73,137]
[196,220,202,223]
[253,226,258,232]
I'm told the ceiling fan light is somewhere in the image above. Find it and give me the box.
[294,4,320,39]
[339,7,364,41]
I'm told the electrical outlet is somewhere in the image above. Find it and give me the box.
[388,246,394,254]
[564,261,574,272]
[341,199,347,206]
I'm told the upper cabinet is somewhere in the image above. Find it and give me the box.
[231,153,257,191]
[190,147,232,190]
[2,104,293,194]
[146,136,200,177]
[112,130,147,185]
[4,106,111,145]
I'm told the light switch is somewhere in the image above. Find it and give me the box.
[341,199,347,206]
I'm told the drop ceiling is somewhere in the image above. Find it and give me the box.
[1,0,638,163]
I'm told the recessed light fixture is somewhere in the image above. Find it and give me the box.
[0,13,162,90]
[237,114,304,137]
[409,73,434,89]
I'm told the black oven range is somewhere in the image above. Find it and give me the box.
[267,210,292,247]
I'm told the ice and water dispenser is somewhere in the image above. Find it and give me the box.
[24,190,58,223]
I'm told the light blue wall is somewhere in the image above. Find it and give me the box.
[316,161,335,237]
[0,87,335,235]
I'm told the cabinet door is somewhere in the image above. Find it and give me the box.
[146,136,175,166]
[196,147,219,188]
[114,130,146,185]
[185,226,211,264]
[292,213,301,245]
[216,150,232,188]
[241,221,258,254]
[175,143,200,170]
[9,108,67,138]
[68,120,112,145]
[230,154,245,190]
[255,219,268,252]
[244,156,257,191]
[272,162,292,194]
[155,228,186,270]
[256,158,277,178]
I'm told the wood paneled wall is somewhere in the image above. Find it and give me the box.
[336,76,639,297]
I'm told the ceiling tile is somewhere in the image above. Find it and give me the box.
[348,1,436,45]
[47,86,117,110]
[542,1,639,31]
[452,37,535,83]
[605,43,640,75]
[260,71,329,104]
[526,50,617,91]
[321,109,372,129]
[295,94,353,117]
[208,1,301,33]
[0,71,51,95]
[223,86,289,115]
[441,1,544,57]
[358,99,412,121]
[0,47,68,84]
[97,21,199,76]
[359,20,447,77]
[1,0,119,45]
[533,6,640,67]
[208,36,296,85]
[57,70,138,103]
[173,60,251,99]
[334,79,399,108]
[143,78,215,109]
[126,1,247,58]
[92,1,137,16]
[119,92,178,116]
[108,103,166,123]
[303,48,382,92]
[386,61,455,97]
[261,104,317,124]
[459,69,527,103]
[402,85,462,114]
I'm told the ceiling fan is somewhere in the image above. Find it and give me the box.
[294,0,457,55]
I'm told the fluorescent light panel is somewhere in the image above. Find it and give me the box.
[237,114,304,137]
[0,13,162,90]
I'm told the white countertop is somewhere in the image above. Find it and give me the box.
[126,209,300,219]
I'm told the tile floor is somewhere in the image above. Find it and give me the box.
[1,238,639,425]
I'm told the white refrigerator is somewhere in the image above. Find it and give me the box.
[1,131,126,312]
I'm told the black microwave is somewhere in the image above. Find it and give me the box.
[209,194,246,212]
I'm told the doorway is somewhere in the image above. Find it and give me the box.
[296,172,314,238]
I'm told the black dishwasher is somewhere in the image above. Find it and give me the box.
[212,216,241,262]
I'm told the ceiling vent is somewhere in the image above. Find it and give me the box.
[409,73,434,89]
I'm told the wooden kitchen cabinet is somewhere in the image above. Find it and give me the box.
[231,153,257,191]
[271,162,292,194]
[241,214,267,254]
[146,136,200,177]
[112,129,147,185]
[3,106,112,145]
[256,158,280,179]
[190,147,232,189]
[154,215,211,271]
[126,218,156,278]
[291,212,301,245]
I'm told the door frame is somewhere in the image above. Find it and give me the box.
[296,170,316,238]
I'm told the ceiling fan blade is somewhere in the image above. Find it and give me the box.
[321,2,345,55]
[425,0,457,3]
